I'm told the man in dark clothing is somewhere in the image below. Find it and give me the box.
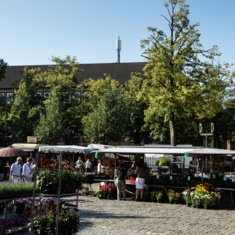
[116,163,127,200]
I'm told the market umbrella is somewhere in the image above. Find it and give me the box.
[0,146,28,157]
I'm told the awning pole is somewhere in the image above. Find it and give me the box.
[56,153,62,235]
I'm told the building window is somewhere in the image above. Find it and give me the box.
[64,92,70,103]
[6,93,13,104]
[75,91,81,102]
[44,92,51,99]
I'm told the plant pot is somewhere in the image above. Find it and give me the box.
[204,205,210,209]
[186,202,191,207]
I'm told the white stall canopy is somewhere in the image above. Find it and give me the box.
[39,145,94,154]
[95,147,235,156]
[12,143,48,151]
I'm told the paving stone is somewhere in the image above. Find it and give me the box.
[12,194,235,235]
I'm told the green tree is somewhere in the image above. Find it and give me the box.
[140,0,228,145]
[0,58,7,81]
[82,75,127,144]
[35,96,64,144]
[7,67,43,143]
[123,73,149,145]
[0,58,9,144]
[34,56,82,144]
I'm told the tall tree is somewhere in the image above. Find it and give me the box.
[34,56,82,144]
[123,73,149,145]
[140,0,228,145]
[7,67,43,143]
[82,75,128,144]
[0,59,7,81]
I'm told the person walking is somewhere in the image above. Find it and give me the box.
[116,163,127,200]
[22,157,34,182]
[9,157,23,183]
[135,158,148,201]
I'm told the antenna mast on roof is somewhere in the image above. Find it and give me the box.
[116,36,121,63]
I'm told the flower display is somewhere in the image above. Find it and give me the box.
[167,189,181,203]
[156,191,163,201]
[36,162,82,194]
[201,194,212,207]
[182,188,191,204]
[188,183,221,209]
[97,183,117,199]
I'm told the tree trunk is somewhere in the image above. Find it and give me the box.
[169,120,175,146]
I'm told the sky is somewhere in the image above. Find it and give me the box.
[1,0,235,66]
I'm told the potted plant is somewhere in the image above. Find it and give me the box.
[201,193,212,209]
[191,191,202,208]
[159,157,171,167]
[28,200,79,235]
[210,191,221,209]
[173,191,181,203]
[167,189,175,203]
[95,189,104,199]
[150,191,157,202]
[0,182,34,199]
[182,188,192,206]
[36,161,82,194]
[156,191,163,202]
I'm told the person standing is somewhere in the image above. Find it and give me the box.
[75,157,84,174]
[85,158,92,174]
[9,157,23,182]
[135,158,148,201]
[22,157,34,182]
[97,159,106,174]
[116,163,127,200]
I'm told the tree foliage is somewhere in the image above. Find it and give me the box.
[7,67,42,142]
[82,75,128,144]
[33,56,82,144]
[0,59,7,81]
[140,0,230,145]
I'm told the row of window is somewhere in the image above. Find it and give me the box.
[0,91,89,104]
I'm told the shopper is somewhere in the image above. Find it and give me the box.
[22,157,34,182]
[9,157,23,182]
[135,158,148,201]
[75,157,84,174]
[85,158,92,174]
[116,163,127,200]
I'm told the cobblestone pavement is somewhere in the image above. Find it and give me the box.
[77,196,235,235]
[12,195,235,235]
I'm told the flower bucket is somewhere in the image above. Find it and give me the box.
[130,176,136,184]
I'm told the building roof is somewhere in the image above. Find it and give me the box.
[0,62,146,90]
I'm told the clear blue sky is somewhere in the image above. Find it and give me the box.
[1,0,235,66]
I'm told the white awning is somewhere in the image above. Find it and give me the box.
[95,147,235,156]
[38,145,94,154]
[87,143,115,150]
[12,143,49,151]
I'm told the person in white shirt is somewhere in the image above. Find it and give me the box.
[85,159,92,174]
[22,157,34,182]
[97,159,106,174]
[10,157,23,182]
[75,157,84,174]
